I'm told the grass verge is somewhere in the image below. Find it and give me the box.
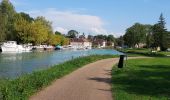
[117,48,167,57]
[0,55,116,100]
[111,57,170,100]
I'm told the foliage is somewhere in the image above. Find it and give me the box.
[0,55,115,100]
[124,23,148,47]
[55,31,62,35]
[112,58,170,100]
[118,48,166,57]
[67,30,79,38]
[19,12,34,22]
[0,1,69,45]
[115,36,124,47]
[0,0,16,41]
[30,19,49,45]
[152,14,169,51]
[14,14,34,43]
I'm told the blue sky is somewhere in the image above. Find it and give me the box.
[8,0,170,37]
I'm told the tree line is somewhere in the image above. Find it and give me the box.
[0,0,69,46]
[119,14,170,51]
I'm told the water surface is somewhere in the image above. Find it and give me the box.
[0,49,122,79]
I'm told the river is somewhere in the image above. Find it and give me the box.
[0,49,122,79]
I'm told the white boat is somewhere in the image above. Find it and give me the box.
[0,41,32,52]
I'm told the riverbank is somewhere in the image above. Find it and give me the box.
[111,57,170,100]
[0,55,116,100]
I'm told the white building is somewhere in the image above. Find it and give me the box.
[70,38,92,50]
[92,39,106,48]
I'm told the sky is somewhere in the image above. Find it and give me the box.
[6,0,170,37]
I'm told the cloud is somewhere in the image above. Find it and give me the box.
[55,27,68,34]
[27,8,108,35]
[9,0,27,6]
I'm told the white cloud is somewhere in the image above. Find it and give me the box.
[55,27,68,34]
[27,8,108,35]
[10,0,27,6]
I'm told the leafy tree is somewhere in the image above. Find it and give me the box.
[19,12,34,22]
[55,31,62,35]
[146,32,154,48]
[107,35,115,42]
[94,35,107,40]
[144,25,154,48]
[67,30,79,38]
[0,10,7,42]
[124,23,147,48]
[30,19,49,45]
[0,0,16,41]
[14,14,33,43]
[115,36,124,47]
[35,16,53,34]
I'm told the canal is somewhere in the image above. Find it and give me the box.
[0,49,122,79]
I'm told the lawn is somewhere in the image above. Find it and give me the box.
[112,57,170,100]
[117,48,167,57]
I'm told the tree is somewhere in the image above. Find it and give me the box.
[152,14,168,51]
[35,16,53,34]
[94,35,107,40]
[115,36,124,47]
[124,23,147,48]
[19,12,34,22]
[55,31,62,35]
[107,35,115,42]
[146,32,154,48]
[0,0,16,41]
[87,35,94,41]
[67,30,79,38]
[0,10,7,42]
[14,14,33,43]
[144,25,154,48]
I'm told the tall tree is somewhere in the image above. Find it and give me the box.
[0,0,16,41]
[152,14,168,51]
[0,10,7,42]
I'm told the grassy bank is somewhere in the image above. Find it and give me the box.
[112,57,170,100]
[0,55,116,100]
[117,48,167,57]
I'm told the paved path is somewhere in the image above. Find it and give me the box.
[30,57,147,100]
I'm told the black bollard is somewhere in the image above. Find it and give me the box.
[118,55,125,68]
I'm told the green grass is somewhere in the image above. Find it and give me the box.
[159,51,170,56]
[117,48,167,57]
[0,55,116,100]
[112,57,170,100]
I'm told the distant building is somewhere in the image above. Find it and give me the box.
[92,39,106,48]
[135,43,146,48]
[70,38,92,50]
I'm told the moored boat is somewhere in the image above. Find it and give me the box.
[0,41,33,52]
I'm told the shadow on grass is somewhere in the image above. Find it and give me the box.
[112,65,170,98]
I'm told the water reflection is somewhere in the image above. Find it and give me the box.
[0,49,122,79]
